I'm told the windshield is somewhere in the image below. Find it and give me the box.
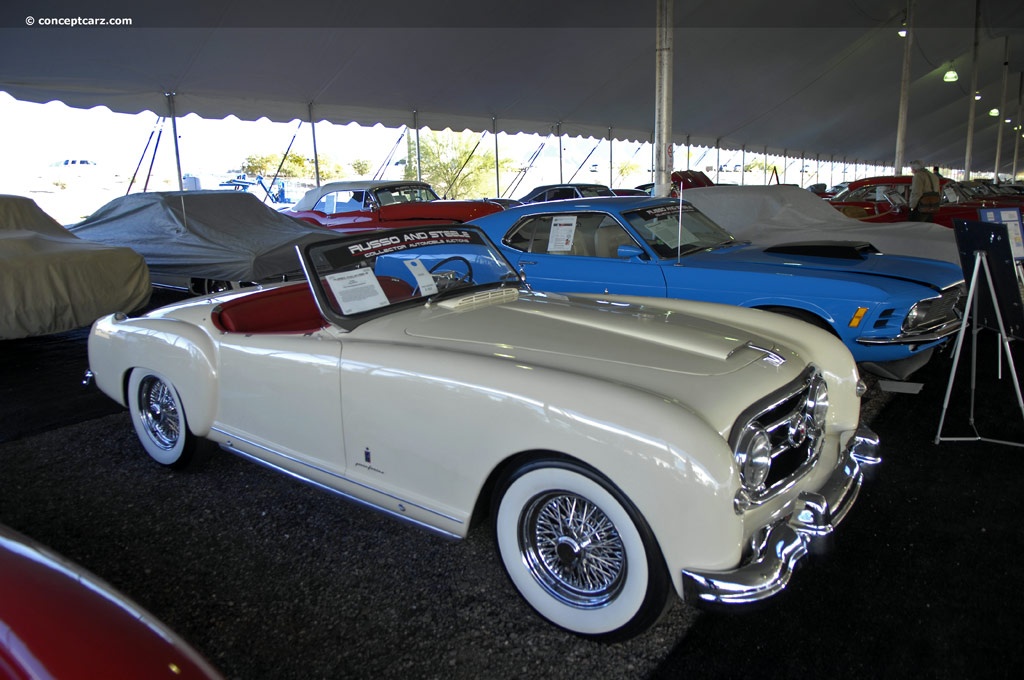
[578,185,616,197]
[300,226,518,329]
[370,184,440,205]
[622,203,736,259]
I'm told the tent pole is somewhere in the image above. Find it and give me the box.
[1013,73,1022,180]
[653,0,673,197]
[893,0,914,174]
[165,92,184,191]
[414,110,422,182]
[557,122,563,183]
[494,117,500,198]
[608,127,613,188]
[127,116,162,195]
[964,0,981,180]
[994,37,1010,182]
[143,120,164,192]
[309,103,320,187]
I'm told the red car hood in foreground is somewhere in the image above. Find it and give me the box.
[0,525,221,679]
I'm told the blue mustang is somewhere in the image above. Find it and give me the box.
[470,196,965,379]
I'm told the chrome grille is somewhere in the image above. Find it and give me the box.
[906,283,965,333]
[730,366,824,503]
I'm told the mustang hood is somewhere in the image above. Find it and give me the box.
[697,243,964,292]
[402,290,803,379]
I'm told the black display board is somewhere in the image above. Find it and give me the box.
[953,219,1024,340]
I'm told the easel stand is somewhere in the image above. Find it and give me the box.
[934,250,1024,447]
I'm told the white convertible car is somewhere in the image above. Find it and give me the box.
[87,225,880,641]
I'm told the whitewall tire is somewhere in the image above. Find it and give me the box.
[493,459,672,641]
[127,368,197,469]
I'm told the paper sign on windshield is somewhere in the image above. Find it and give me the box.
[404,258,438,296]
[548,216,578,252]
[327,268,390,315]
[648,223,698,249]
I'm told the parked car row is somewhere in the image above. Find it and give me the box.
[825,175,1024,228]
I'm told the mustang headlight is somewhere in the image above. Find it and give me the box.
[903,300,928,332]
[734,423,772,490]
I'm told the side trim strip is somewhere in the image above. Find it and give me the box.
[211,427,464,534]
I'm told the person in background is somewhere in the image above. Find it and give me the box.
[909,160,940,222]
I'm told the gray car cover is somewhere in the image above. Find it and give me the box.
[682,184,961,266]
[1,194,151,339]
[69,191,340,283]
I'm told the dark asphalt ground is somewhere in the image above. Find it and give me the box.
[2,301,1023,678]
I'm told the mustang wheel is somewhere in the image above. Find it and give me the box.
[127,369,197,468]
[494,459,671,641]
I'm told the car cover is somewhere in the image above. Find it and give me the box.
[69,191,339,282]
[1,194,151,339]
[683,184,961,266]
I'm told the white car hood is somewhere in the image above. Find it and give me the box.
[402,290,801,379]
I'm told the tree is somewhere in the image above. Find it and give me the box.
[350,159,371,177]
[613,159,642,186]
[406,130,513,199]
[241,154,276,177]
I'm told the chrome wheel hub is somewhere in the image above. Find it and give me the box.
[138,376,180,450]
[519,491,626,608]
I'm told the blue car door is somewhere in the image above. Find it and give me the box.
[502,211,667,296]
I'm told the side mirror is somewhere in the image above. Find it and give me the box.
[617,244,647,260]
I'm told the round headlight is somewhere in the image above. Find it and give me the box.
[735,424,772,490]
[809,377,829,431]
[903,301,929,332]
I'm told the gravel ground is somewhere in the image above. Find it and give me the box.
[0,413,698,679]
[5,330,1023,679]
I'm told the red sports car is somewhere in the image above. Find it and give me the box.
[828,175,999,228]
[283,180,503,232]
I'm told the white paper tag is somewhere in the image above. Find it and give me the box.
[404,258,438,296]
[548,216,577,252]
[326,268,389,314]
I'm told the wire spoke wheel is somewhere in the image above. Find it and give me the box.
[494,459,672,640]
[138,375,181,450]
[521,491,626,608]
[128,369,197,468]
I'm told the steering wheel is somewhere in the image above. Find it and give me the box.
[428,256,474,286]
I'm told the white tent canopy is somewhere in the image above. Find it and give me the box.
[2,0,1023,175]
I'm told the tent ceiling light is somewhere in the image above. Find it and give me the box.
[943,68,959,82]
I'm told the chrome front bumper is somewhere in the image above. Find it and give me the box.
[680,425,880,606]
[856,318,962,345]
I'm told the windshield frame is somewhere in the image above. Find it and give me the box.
[297,225,519,331]
[369,183,441,205]
[621,201,737,260]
